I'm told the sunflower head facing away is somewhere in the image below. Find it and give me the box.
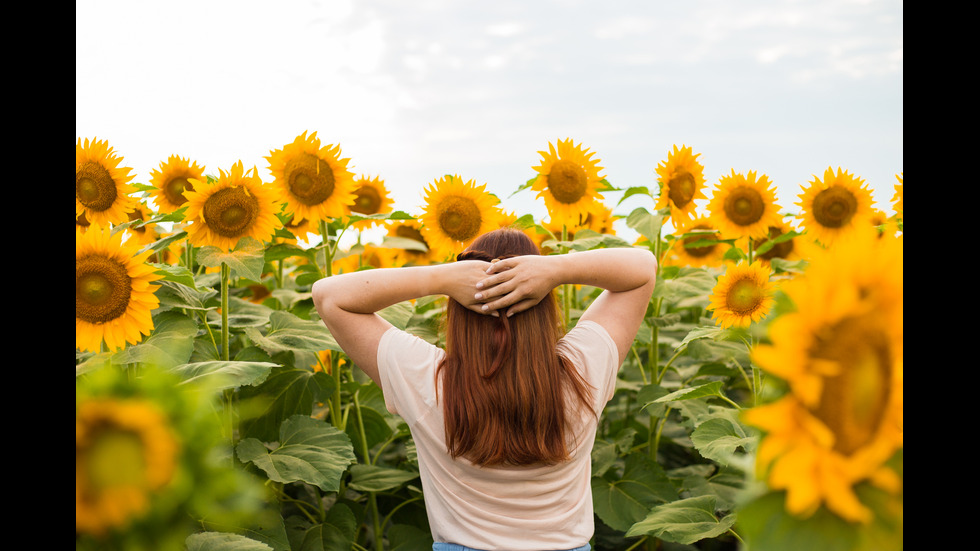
[655,144,708,223]
[76,225,162,353]
[266,131,357,225]
[421,175,503,259]
[708,169,782,240]
[76,137,137,228]
[148,154,206,213]
[796,167,874,246]
[746,226,903,523]
[707,261,775,329]
[183,161,282,250]
[531,138,606,227]
[350,175,392,229]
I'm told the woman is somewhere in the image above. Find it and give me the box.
[312,228,657,551]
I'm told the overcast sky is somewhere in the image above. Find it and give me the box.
[76,0,903,239]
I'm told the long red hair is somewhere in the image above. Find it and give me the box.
[437,228,596,466]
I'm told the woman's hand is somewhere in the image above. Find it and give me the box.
[444,260,497,315]
[474,255,559,317]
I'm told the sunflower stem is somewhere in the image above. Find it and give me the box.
[353,391,385,551]
[649,226,663,460]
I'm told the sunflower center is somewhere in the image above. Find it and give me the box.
[682,225,718,257]
[812,186,857,229]
[548,160,589,204]
[667,170,696,209]
[285,153,335,206]
[203,186,259,238]
[76,161,118,212]
[723,186,765,226]
[353,185,382,214]
[725,278,764,315]
[809,316,892,456]
[757,226,793,261]
[76,255,132,324]
[395,225,429,247]
[85,429,148,491]
[165,176,193,206]
[437,196,482,242]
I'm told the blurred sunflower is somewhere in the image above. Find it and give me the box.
[654,145,708,223]
[183,161,282,250]
[76,398,179,536]
[76,137,137,228]
[350,175,392,229]
[148,154,206,213]
[266,131,357,225]
[869,208,898,238]
[333,243,396,274]
[797,167,873,246]
[707,261,775,328]
[76,225,162,353]
[746,227,903,523]
[707,169,782,240]
[531,138,606,227]
[892,173,903,217]
[665,216,727,268]
[386,219,435,266]
[420,175,502,258]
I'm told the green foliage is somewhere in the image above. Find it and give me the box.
[76,206,900,551]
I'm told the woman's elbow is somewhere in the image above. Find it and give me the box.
[311,278,336,316]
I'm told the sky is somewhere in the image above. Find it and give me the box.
[76,0,903,243]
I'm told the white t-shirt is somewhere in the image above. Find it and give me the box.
[376,320,620,551]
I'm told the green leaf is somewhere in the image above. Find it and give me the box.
[347,464,419,492]
[197,237,267,281]
[637,383,670,418]
[185,531,273,551]
[244,311,340,355]
[626,207,666,243]
[690,416,754,466]
[653,382,727,404]
[389,524,435,551]
[238,366,336,442]
[652,268,717,300]
[236,415,356,492]
[155,279,217,312]
[111,311,198,368]
[509,175,538,198]
[592,452,679,532]
[626,495,736,543]
[289,503,358,551]
[617,186,652,206]
[150,262,198,288]
[379,236,428,251]
[170,360,277,391]
[346,404,393,457]
[265,242,315,263]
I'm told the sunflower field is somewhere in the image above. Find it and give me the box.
[76,133,903,551]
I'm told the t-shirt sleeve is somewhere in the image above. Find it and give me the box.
[376,327,445,424]
[557,320,621,408]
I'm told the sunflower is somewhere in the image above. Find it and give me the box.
[266,131,357,225]
[183,161,282,250]
[654,145,708,223]
[796,167,874,246]
[892,173,903,217]
[740,219,801,266]
[746,226,903,523]
[76,137,137,228]
[707,169,782,240]
[124,203,160,248]
[531,138,606,227]
[333,243,396,274]
[386,219,435,266]
[420,175,503,258]
[147,154,206,213]
[76,397,179,536]
[665,216,727,268]
[707,261,775,328]
[76,225,162,353]
[350,175,392,229]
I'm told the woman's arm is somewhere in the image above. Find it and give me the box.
[312,260,491,385]
[475,247,657,363]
